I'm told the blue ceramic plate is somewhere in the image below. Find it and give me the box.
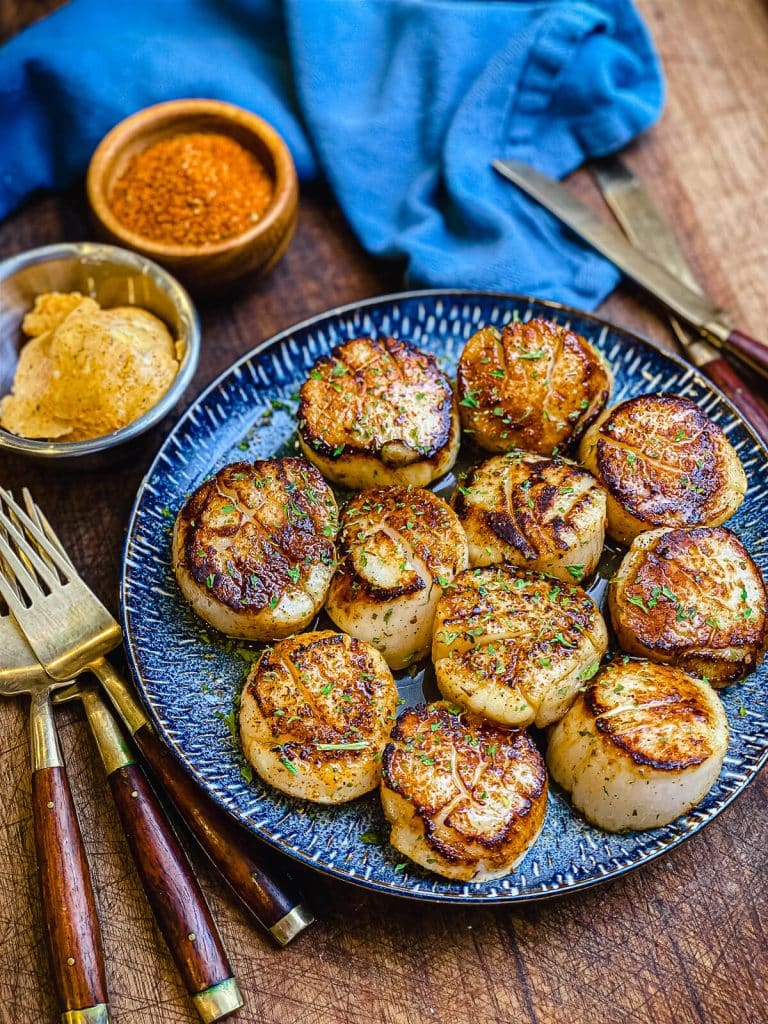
[121,291,768,904]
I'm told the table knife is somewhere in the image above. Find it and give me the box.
[590,155,768,449]
[492,158,768,384]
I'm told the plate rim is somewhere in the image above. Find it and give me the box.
[120,288,768,904]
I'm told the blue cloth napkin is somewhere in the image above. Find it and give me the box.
[0,0,664,309]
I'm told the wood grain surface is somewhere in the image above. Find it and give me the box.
[1,2,767,1022]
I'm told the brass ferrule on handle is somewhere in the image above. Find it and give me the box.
[192,978,244,1023]
[61,1003,110,1023]
[702,320,730,346]
[270,903,315,946]
[90,657,148,735]
[78,687,135,775]
[30,689,63,771]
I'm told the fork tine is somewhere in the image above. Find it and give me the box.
[23,489,76,571]
[0,498,27,609]
[0,487,74,580]
[0,505,61,591]
[0,531,43,607]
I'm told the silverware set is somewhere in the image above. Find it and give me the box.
[0,488,313,1023]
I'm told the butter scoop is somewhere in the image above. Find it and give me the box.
[0,291,180,441]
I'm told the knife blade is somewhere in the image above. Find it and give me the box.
[591,155,717,367]
[492,158,768,382]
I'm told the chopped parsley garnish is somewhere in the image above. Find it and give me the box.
[578,661,601,681]
[566,564,585,582]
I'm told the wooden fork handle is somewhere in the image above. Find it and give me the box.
[107,764,242,1022]
[132,722,313,945]
[31,765,109,1022]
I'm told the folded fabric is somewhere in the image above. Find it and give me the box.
[0,0,664,310]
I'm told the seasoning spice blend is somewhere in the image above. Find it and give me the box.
[110,131,274,247]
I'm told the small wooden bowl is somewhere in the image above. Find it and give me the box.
[87,99,298,294]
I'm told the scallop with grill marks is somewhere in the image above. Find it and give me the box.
[298,335,460,489]
[380,702,547,881]
[546,660,729,831]
[325,486,468,670]
[456,318,611,455]
[453,450,607,584]
[432,565,608,728]
[610,526,768,683]
[239,631,398,803]
[173,458,338,639]
[579,393,747,545]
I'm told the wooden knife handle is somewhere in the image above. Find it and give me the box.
[726,328,768,380]
[107,763,241,1020]
[702,355,768,449]
[132,722,312,944]
[31,766,109,1020]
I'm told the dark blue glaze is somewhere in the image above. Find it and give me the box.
[121,291,768,904]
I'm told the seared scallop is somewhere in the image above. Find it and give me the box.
[297,335,460,489]
[380,702,547,881]
[546,660,729,831]
[610,526,768,684]
[579,393,747,545]
[325,486,468,670]
[456,318,611,455]
[239,631,398,803]
[432,566,608,728]
[453,451,607,583]
[173,458,337,640]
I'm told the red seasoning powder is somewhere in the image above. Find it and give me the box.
[109,131,274,247]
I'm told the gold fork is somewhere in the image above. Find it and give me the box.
[0,486,313,946]
[0,509,109,1024]
[16,497,243,1024]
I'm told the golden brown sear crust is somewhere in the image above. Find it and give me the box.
[456,319,611,454]
[326,486,468,669]
[432,565,608,728]
[297,335,460,488]
[333,486,466,600]
[585,661,724,770]
[380,701,547,880]
[579,393,747,544]
[452,450,607,582]
[609,527,768,683]
[239,631,398,803]
[173,458,337,638]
